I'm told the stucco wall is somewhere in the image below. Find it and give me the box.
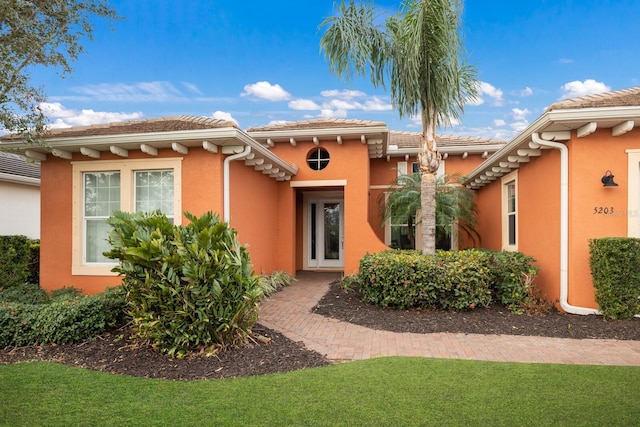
[0,181,40,239]
[39,148,225,294]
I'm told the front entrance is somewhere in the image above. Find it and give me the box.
[303,192,344,269]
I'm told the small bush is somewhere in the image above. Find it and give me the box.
[105,210,262,358]
[0,235,31,289]
[0,286,127,348]
[359,249,492,310]
[0,283,49,305]
[27,241,40,285]
[488,251,540,312]
[589,237,640,320]
[259,271,295,297]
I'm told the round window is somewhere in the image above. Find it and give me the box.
[307,147,330,171]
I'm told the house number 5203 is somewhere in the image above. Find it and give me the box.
[593,207,614,215]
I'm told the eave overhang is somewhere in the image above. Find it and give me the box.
[466,106,640,189]
[1,127,298,181]
[247,125,389,159]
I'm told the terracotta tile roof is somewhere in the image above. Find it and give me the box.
[37,115,238,138]
[547,86,640,111]
[0,151,40,179]
[390,131,505,149]
[246,118,386,132]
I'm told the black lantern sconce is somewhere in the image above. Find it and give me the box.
[601,170,618,187]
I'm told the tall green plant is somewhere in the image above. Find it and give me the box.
[105,210,262,358]
[379,173,480,249]
[321,0,477,254]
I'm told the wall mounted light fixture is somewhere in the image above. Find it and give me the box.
[601,170,618,187]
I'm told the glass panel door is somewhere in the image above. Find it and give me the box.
[308,198,344,268]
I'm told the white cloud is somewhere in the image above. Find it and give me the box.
[289,99,321,110]
[558,58,574,64]
[40,102,143,128]
[241,81,291,101]
[211,110,237,125]
[471,81,505,106]
[493,119,506,127]
[267,120,290,126]
[520,87,533,97]
[318,108,347,118]
[182,81,203,95]
[320,89,366,99]
[560,79,611,99]
[511,108,530,121]
[362,96,393,111]
[510,121,529,133]
[72,81,184,102]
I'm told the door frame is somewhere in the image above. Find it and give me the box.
[302,191,345,270]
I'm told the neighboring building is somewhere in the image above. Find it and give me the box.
[4,86,638,313]
[0,151,40,239]
[467,86,640,314]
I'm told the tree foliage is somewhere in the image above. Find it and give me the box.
[320,0,477,254]
[0,0,119,140]
[379,172,479,249]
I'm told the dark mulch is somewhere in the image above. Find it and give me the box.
[312,281,640,341]
[1,281,638,380]
[0,324,329,380]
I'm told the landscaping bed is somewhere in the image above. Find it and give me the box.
[2,281,638,380]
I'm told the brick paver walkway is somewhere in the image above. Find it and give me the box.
[259,272,640,366]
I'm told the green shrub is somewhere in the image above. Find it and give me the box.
[259,271,295,297]
[0,235,31,288]
[27,241,40,285]
[0,286,127,348]
[359,249,492,310]
[589,238,640,320]
[436,250,493,310]
[49,286,83,303]
[0,283,49,305]
[488,251,540,312]
[105,210,262,358]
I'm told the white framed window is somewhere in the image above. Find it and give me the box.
[72,158,182,275]
[501,170,518,251]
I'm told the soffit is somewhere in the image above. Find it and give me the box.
[247,118,389,159]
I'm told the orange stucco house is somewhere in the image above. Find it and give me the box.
[466,87,640,314]
[3,86,639,314]
[1,117,500,294]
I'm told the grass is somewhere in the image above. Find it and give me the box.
[1,357,639,426]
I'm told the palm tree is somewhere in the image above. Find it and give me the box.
[379,172,480,250]
[320,0,477,254]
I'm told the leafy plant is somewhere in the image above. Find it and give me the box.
[358,249,492,310]
[259,271,295,297]
[379,173,481,250]
[0,286,127,348]
[0,283,48,305]
[104,210,263,358]
[589,237,640,320]
[0,235,32,289]
[488,250,540,313]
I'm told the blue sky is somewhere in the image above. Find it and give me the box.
[31,0,640,142]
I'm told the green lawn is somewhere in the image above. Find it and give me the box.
[1,357,639,426]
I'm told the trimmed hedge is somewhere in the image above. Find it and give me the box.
[358,249,539,312]
[0,235,31,288]
[105,210,263,358]
[359,249,494,310]
[589,237,640,320]
[0,287,128,347]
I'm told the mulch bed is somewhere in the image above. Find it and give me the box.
[312,281,640,340]
[1,281,638,380]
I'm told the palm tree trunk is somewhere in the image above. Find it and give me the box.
[419,109,440,255]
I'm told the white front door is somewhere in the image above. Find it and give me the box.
[308,198,344,269]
